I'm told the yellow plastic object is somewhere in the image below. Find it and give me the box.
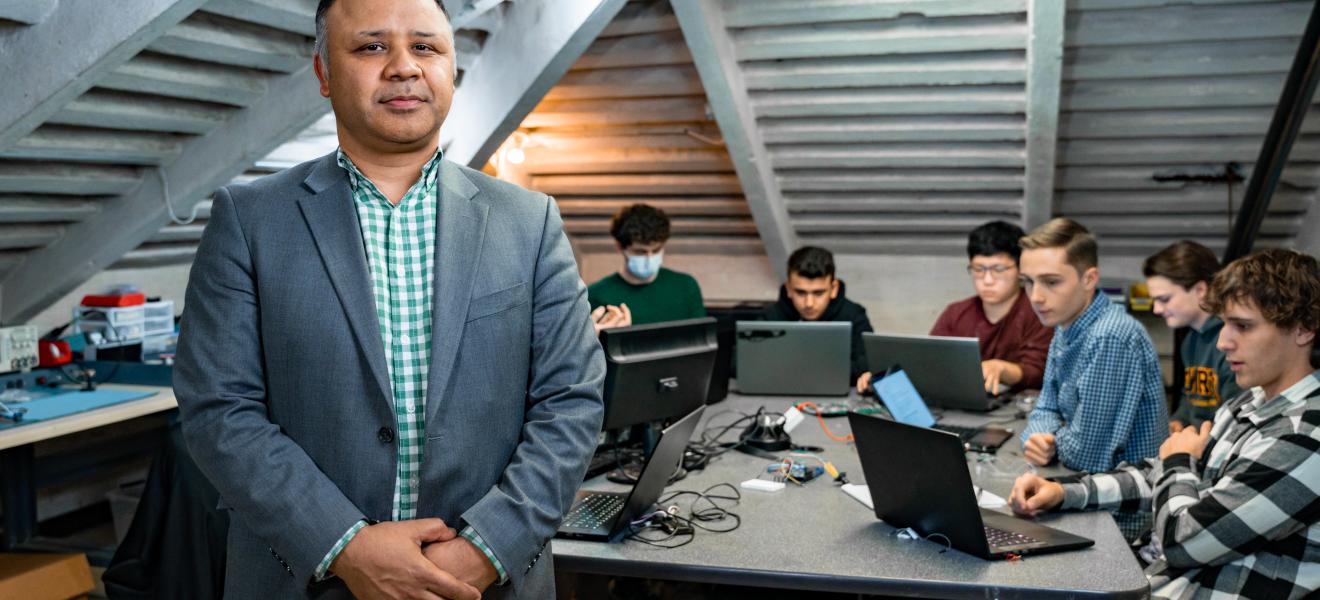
[1128,282,1153,312]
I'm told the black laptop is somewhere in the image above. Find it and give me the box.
[557,406,703,541]
[848,412,1093,559]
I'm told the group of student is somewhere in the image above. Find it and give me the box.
[585,202,1320,599]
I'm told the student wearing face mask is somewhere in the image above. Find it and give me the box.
[1143,241,1240,433]
[587,204,706,332]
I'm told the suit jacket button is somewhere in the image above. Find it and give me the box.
[377,427,394,443]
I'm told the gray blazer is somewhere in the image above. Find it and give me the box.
[174,152,605,599]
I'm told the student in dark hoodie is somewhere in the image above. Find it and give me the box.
[762,246,874,390]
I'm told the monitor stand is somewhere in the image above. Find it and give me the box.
[605,421,688,485]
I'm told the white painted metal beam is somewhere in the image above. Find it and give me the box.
[0,0,207,151]
[0,0,59,24]
[1023,0,1065,229]
[441,0,628,168]
[671,0,798,276]
[1295,198,1320,256]
[0,66,331,324]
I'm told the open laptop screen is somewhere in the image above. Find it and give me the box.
[871,368,936,428]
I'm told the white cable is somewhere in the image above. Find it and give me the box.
[158,166,203,226]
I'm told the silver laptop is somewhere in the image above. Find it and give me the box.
[735,321,851,396]
[863,333,999,411]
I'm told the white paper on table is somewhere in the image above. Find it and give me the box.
[840,484,1007,509]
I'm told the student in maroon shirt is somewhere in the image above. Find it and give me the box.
[930,221,1053,392]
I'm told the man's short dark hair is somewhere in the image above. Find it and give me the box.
[314,0,450,65]
[787,246,835,280]
[610,204,670,248]
[967,220,1026,262]
[1142,240,1220,289]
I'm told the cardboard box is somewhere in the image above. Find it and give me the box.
[0,553,94,600]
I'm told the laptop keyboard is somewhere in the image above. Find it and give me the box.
[984,525,1038,548]
[563,493,626,530]
[934,423,979,441]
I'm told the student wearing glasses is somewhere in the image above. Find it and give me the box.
[927,220,1053,394]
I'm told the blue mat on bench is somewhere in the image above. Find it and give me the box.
[0,388,156,430]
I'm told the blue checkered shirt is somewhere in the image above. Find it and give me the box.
[312,149,506,583]
[1021,291,1168,473]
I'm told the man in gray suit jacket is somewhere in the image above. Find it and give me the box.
[173,0,605,598]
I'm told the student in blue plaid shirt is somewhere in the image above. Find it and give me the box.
[1017,219,1168,474]
[1010,248,1320,599]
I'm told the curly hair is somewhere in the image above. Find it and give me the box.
[609,203,670,247]
[1202,248,1320,334]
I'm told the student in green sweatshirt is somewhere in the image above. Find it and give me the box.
[1143,240,1240,432]
[587,204,705,332]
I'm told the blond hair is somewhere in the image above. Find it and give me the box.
[1019,218,1097,274]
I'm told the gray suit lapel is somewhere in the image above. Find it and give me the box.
[298,154,393,408]
[426,160,487,427]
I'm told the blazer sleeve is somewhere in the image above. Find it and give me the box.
[458,196,606,594]
[173,188,366,583]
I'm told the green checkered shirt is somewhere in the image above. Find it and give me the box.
[313,149,506,583]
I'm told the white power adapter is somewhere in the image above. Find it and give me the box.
[740,478,786,493]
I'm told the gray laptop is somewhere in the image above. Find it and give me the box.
[735,321,851,396]
[863,333,999,411]
[849,412,1094,559]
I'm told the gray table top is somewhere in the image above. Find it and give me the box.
[552,392,1151,599]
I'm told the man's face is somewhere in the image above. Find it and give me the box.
[968,253,1020,305]
[786,273,838,321]
[314,0,455,153]
[1146,276,1207,329]
[1216,299,1314,393]
[1019,247,1098,328]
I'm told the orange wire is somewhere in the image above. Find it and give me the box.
[794,402,854,442]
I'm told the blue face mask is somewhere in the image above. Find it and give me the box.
[626,252,663,280]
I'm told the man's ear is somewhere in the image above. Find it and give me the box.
[829,277,840,300]
[1294,325,1316,349]
[1081,265,1100,290]
[314,54,331,98]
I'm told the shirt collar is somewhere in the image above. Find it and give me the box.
[335,147,444,200]
[1059,290,1109,342]
[1245,369,1320,423]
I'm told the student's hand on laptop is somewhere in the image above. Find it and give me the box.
[1009,473,1064,518]
[1023,432,1056,466]
[1159,420,1212,460]
[855,371,872,394]
[981,359,1022,393]
[591,304,632,334]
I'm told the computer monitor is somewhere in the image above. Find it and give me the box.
[704,302,771,404]
[599,317,718,431]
